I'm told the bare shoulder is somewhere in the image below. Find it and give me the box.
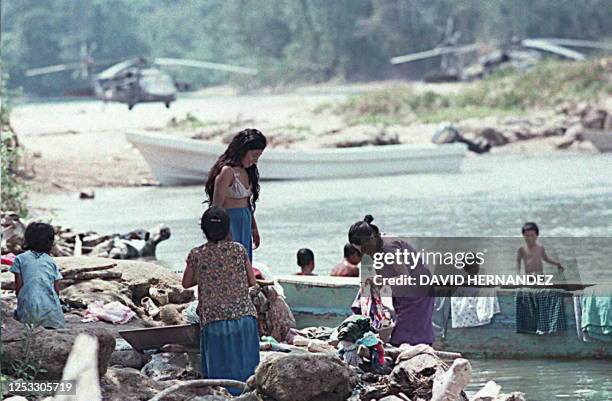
[220,165,235,174]
[216,165,235,182]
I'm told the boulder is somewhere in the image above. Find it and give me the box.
[109,349,151,370]
[476,127,509,147]
[159,304,187,325]
[555,124,584,149]
[141,352,201,381]
[0,212,26,254]
[1,314,115,380]
[254,353,357,401]
[60,279,139,311]
[55,257,192,310]
[581,107,607,129]
[101,367,230,401]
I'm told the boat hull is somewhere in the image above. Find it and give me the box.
[277,275,611,359]
[126,131,466,185]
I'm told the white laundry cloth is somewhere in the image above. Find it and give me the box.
[451,288,500,328]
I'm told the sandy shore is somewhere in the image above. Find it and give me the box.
[11,83,597,195]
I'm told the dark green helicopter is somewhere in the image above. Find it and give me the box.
[25,44,257,110]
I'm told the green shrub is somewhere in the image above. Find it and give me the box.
[1,67,28,217]
[332,58,610,125]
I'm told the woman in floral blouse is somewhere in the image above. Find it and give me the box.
[182,206,259,394]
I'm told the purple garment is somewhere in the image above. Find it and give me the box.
[379,237,435,346]
[390,295,435,346]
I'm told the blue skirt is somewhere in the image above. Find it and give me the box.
[227,207,253,261]
[200,316,260,396]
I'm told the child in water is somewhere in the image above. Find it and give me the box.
[516,222,563,275]
[10,222,65,329]
[296,248,316,275]
[330,243,362,277]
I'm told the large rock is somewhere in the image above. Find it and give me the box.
[254,353,357,401]
[101,367,229,401]
[1,314,115,380]
[61,279,137,309]
[55,257,193,316]
[109,349,151,370]
[141,352,201,381]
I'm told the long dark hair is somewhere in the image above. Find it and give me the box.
[204,128,267,210]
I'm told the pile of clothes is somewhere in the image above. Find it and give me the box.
[335,315,386,371]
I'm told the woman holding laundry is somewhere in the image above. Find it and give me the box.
[348,214,435,346]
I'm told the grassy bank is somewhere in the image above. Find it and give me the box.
[329,58,611,125]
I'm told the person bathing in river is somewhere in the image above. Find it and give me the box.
[348,215,434,346]
[517,222,564,275]
[10,222,65,329]
[205,128,267,261]
[331,243,362,277]
[296,248,316,275]
[181,206,259,395]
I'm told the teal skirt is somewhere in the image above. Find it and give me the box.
[226,207,253,261]
[200,316,260,395]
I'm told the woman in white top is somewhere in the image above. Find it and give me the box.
[204,129,267,260]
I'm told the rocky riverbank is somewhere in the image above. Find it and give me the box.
[1,256,525,401]
[1,211,170,259]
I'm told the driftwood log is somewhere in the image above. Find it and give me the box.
[61,263,116,278]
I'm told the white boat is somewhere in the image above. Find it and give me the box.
[126,130,466,185]
[583,129,612,153]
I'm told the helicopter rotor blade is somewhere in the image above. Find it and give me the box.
[25,63,83,77]
[155,58,258,75]
[391,43,480,65]
[521,39,585,60]
[529,38,612,51]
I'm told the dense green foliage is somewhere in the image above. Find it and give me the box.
[333,59,612,124]
[1,0,611,94]
[1,68,28,216]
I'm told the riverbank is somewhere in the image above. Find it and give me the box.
[0,256,533,401]
[11,78,609,195]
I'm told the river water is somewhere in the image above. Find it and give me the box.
[31,151,612,400]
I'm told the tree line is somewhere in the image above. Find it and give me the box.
[1,0,610,95]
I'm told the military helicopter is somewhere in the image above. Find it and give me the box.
[25,44,258,109]
[390,19,612,82]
